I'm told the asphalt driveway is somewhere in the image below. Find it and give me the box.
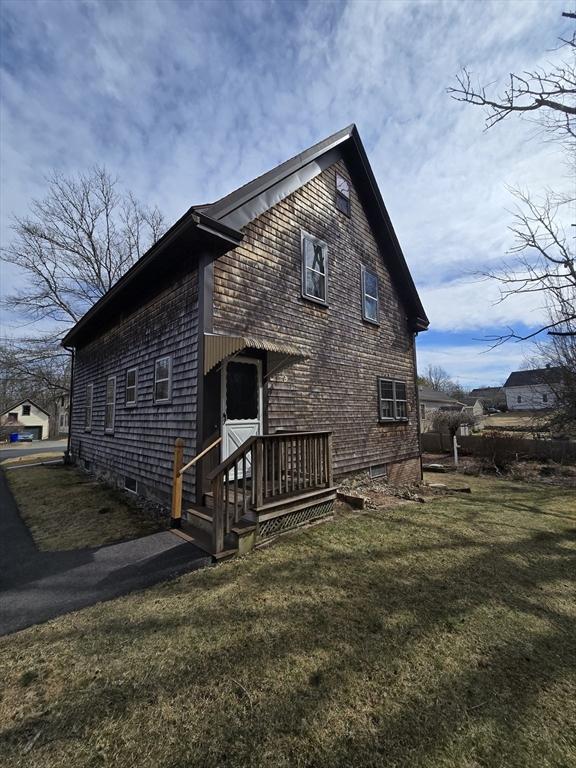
[0,470,211,636]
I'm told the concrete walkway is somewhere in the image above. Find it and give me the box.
[0,471,211,636]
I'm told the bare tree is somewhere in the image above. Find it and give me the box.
[2,167,165,326]
[448,26,575,145]
[432,410,470,439]
[448,18,576,342]
[419,364,452,392]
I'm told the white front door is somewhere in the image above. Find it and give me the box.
[222,357,263,475]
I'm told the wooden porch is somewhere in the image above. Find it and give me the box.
[171,431,336,558]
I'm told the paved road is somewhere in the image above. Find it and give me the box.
[0,470,212,636]
[0,439,68,461]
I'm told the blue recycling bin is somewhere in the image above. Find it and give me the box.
[9,432,19,443]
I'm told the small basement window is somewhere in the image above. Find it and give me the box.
[124,477,137,493]
[361,265,379,324]
[301,231,328,304]
[154,356,172,403]
[22,404,31,416]
[105,376,117,433]
[378,378,408,421]
[369,463,388,479]
[85,383,93,431]
[126,367,138,406]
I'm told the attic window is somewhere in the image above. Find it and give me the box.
[301,232,328,305]
[335,173,351,216]
[22,404,31,416]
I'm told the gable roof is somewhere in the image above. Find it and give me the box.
[1,398,51,418]
[418,386,464,406]
[503,367,563,388]
[63,124,428,348]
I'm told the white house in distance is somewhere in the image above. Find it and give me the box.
[503,367,562,411]
[0,399,51,440]
[57,392,70,436]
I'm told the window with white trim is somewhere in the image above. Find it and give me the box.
[154,356,172,403]
[335,173,351,216]
[22,404,31,416]
[361,265,379,324]
[126,367,138,406]
[105,376,116,433]
[301,231,328,304]
[378,378,408,421]
[85,383,93,431]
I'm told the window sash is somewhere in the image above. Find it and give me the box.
[154,357,172,402]
[301,232,328,304]
[335,173,351,216]
[105,376,116,432]
[362,266,379,323]
[379,378,408,421]
[85,384,93,430]
[126,367,138,405]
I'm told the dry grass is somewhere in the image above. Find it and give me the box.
[5,464,162,551]
[1,453,63,468]
[1,473,575,767]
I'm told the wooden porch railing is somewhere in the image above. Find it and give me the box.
[207,431,333,554]
[171,436,222,528]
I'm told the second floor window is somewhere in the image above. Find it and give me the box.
[361,266,379,324]
[126,367,138,406]
[22,404,31,416]
[105,376,116,433]
[154,356,172,403]
[85,383,93,431]
[301,232,328,304]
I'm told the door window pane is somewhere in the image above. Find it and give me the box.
[227,362,258,420]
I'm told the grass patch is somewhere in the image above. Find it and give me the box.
[1,452,63,468]
[1,473,575,767]
[5,464,162,551]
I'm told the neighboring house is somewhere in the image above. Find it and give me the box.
[418,386,466,430]
[63,124,429,556]
[469,386,506,410]
[461,397,485,417]
[57,393,70,436]
[0,399,50,440]
[503,367,562,411]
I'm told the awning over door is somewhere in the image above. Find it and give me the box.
[204,333,307,375]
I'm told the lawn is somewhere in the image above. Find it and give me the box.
[1,452,64,468]
[5,464,163,550]
[0,473,575,767]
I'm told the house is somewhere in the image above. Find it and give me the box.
[63,124,429,556]
[0,399,50,440]
[57,393,70,436]
[418,386,466,430]
[503,367,562,411]
[469,386,506,410]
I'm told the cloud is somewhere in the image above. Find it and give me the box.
[0,0,570,382]
[416,340,532,388]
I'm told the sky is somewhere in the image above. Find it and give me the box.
[0,0,572,388]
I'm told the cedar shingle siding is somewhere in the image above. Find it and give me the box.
[70,271,199,504]
[212,159,420,478]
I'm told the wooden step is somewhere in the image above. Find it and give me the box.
[179,521,237,561]
[254,486,338,520]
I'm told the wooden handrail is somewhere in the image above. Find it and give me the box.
[207,435,258,482]
[179,437,222,476]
